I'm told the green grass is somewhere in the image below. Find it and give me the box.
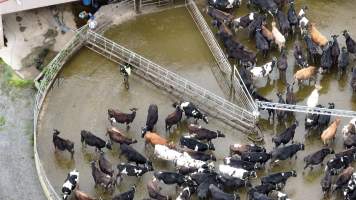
[0,116,5,127]
[1,59,33,88]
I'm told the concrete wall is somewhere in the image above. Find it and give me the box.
[0,15,3,48]
[0,0,78,14]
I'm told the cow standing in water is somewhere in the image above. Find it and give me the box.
[173,101,208,124]
[62,169,79,200]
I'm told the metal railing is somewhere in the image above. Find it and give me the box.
[185,0,258,117]
[33,27,87,200]
[83,29,258,132]
[257,101,356,118]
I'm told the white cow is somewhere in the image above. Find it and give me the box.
[154,144,182,161]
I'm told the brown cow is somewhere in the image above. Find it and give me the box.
[75,190,96,200]
[309,23,328,47]
[143,131,175,148]
[106,127,137,145]
[321,118,341,145]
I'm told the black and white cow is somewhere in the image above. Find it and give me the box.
[117,163,153,177]
[240,151,272,166]
[261,170,297,189]
[326,155,351,175]
[219,164,257,180]
[224,156,259,171]
[320,170,332,194]
[188,124,225,142]
[186,150,216,161]
[177,186,195,200]
[62,169,79,200]
[217,174,251,190]
[209,184,239,200]
[249,183,276,196]
[248,0,278,16]
[120,143,153,169]
[174,101,208,124]
[141,104,158,137]
[336,147,356,161]
[112,185,136,200]
[208,0,241,10]
[232,12,257,31]
[270,143,305,163]
[180,136,215,151]
[153,171,189,186]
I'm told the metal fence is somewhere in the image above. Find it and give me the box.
[185,0,258,116]
[83,29,258,132]
[33,27,87,200]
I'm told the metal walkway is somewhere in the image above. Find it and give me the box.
[81,28,260,134]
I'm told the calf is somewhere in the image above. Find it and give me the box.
[119,143,153,168]
[112,186,136,200]
[271,143,304,163]
[141,104,158,136]
[333,166,354,191]
[219,164,257,180]
[209,184,239,200]
[180,136,215,151]
[276,10,290,37]
[165,105,183,132]
[108,108,137,127]
[117,163,153,177]
[91,161,116,190]
[293,41,308,68]
[217,174,251,190]
[81,130,112,151]
[230,143,266,156]
[174,101,208,124]
[303,148,334,170]
[320,170,332,194]
[62,169,79,200]
[224,156,259,171]
[261,170,297,189]
[331,34,340,65]
[52,129,74,157]
[147,180,171,200]
[326,155,351,175]
[240,151,272,166]
[343,30,356,53]
[186,150,216,161]
[99,151,113,176]
[338,47,349,72]
[106,127,137,145]
[154,144,182,161]
[188,124,225,142]
[153,171,187,186]
[272,121,298,147]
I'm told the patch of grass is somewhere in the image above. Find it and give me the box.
[1,59,33,88]
[0,116,5,127]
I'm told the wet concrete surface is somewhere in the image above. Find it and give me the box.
[0,66,45,200]
[38,2,356,200]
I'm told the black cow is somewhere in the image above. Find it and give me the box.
[287,1,298,34]
[256,28,269,58]
[303,148,334,170]
[276,93,286,121]
[117,163,153,177]
[141,104,158,137]
[320,41,333,72]
[207,6,234,25]
[331,35,340,65]
[195,173,219,199]
[277,49,288,72]
[188,124,225,142]
[276,10,290,37]
[351,67,356,92]
[147,180,171,200]
[187,150,216,161]
[112,185,136,200]
[261,170,297,189]
[249,183,276,196]
[108,108,137,128]
[248,0,278,16]
[320,170,332,194]
[317,103,335,132]
[174,101,208,124]
[119,143,153,168]
[217,174,251,190]
[338,47,349,72]
[272,121,298,147]
[343,30,356,53]
[304,34,322,64]
[248,15,264,38]
[52,129,74,158]
[270,143,305,163]
[227,44,257,68]
[293,41,308,68]
[62,169,79,200]
[333,166,354,191]
[344,134,356,149]
[180,136,215,151]
[165,105,183,132]
[209,184,239,200]
[80,130,112,151]
[99,151,114,176]
[286,83,296,105]
[326,156,351,175]
[153,171,188,186]
[250,191,272,200]
[239,65,253,91]
[240,151,271,165]
[224,156,259,171]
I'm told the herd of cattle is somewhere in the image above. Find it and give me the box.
[51,0,356,200]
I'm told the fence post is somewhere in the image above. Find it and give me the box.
[230,64,236,102]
